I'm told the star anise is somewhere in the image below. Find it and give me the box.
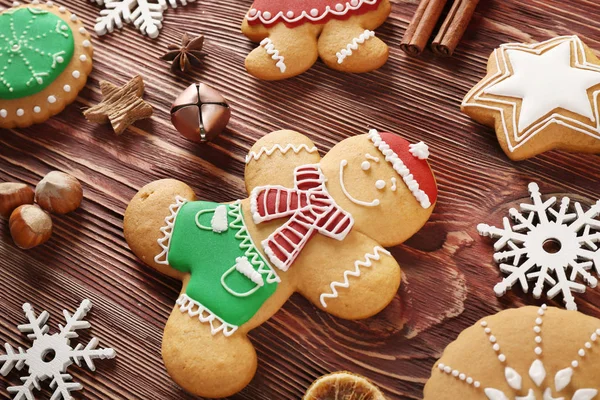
[161,33,206,73]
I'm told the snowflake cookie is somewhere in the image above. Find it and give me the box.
[0,299,116,400]
[0,1,93,129]
[462,36,600,160]
[478,183,600,310]
[123,129,438,397]
[241,0,392,80]
[424,305,600,400]
[91,0,193,38]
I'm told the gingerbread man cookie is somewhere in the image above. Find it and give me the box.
[462,36,600,160]
[0,1,93,129]
[123,129,437,397]
[241,0,391,80]
[424,305,600,400]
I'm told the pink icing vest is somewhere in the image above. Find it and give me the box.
[246,0,382,28]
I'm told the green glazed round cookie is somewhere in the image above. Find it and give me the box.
[0,1,93,129]
[0,7,74,99]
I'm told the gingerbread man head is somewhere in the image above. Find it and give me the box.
[124,129,437,398]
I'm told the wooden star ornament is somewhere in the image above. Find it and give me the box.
[84,75,153,135]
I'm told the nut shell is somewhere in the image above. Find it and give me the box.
[0,182,34,218]
[9,204,53,249]
[35,171,83,214]
[304,372,386,400]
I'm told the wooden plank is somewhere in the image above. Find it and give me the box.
[1,0,599,399]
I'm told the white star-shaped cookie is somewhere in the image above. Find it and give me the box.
[462,36,600,160]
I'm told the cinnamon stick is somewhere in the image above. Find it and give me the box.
[431,0,480,56]
[400,0,449,56]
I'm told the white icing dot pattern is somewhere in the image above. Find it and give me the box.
[436,305,600,400]
[247,0,379,25]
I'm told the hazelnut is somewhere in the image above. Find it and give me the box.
[0,182,35,218]
[35,171,83,214]
[9,204,53,249]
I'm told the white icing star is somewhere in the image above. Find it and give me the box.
[484,41,600,132]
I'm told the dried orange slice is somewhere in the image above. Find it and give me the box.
[303,372,386,400]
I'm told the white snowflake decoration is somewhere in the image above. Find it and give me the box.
[478,182,600,310]
[90,0,194,39]
[0,299,116,400]
[438,305,599,400]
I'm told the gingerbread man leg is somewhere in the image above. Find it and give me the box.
[317,0,391,73]
[162,304,258,398]
[242,21,321,80]
[123,179,196,279]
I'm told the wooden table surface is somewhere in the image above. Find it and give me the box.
[1,0,600,399]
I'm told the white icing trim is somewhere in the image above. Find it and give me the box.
[462,36,600,153]
[409,141,430,159]
[176,294,238,337]
[249,184,294,224]
[234,256,264,287]
[260,38,286,73]
[211,205,229,233]
[229,201,281,284]
[220,257,264,298]
[262,242,288,271]
[368,129,431,209]
[154,195,187,265]
[319,246,390,308]
[247,0,378,26]
[336,29,375,64]
[339,159,380,207]
[245,143,318,164]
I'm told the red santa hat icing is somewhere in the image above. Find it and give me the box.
[247,0,381,27]
[368,129,437,209]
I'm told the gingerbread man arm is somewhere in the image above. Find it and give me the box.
[124,179,196,279]
[294,231,401,320]
[244,129,321,194]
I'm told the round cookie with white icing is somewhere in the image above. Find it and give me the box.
[462,35,600,160]
[0,1,93,129]
[123,128,437,398]
[424,305,600,400]
[241,0,391,80]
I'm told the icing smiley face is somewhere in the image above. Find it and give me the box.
[320,130,438,245]
[336,131,437,210]
[339,153,401,207]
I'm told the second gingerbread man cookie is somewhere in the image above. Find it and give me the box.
[123,129,437,397]
[241,0,391,80]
